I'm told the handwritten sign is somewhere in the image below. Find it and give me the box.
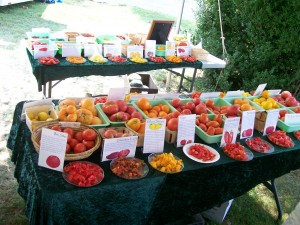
[285,114,300,125]
[177,114,196,147]
[240,110,255,139]
[220,117,240,147]
[263,109,279,135]
[143,119,166,153]
[38,128,67,172]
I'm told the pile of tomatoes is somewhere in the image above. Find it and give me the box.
[110,157,146,179]
[108,56,126,63]
[38,57,60,66]
[223,142,248,161]
[245,137,271,153]
[63,161,104,187]
[267,130,294,148]
[188,144,216,161]
[50,125,98,154]
[181,55,197,62]
[94,96,107,104]
[148,56,165,63]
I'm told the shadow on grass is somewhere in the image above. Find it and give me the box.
[0,162,28,225]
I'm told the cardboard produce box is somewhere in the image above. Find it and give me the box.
[128,73,158,94]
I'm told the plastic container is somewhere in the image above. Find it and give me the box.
[131,99,176,119]
[96,103,139,127]
[96,35,122,44]
[195,114,224,144]
[277,107,300,132]
[222,97,264,112]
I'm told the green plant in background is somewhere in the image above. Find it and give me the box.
[193,0,300,97]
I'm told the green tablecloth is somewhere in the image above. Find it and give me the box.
[26,50,203,92]
[7,101,300,225]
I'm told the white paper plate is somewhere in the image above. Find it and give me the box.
[183,143,220,163]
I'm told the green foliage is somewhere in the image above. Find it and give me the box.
[194,0,300,96]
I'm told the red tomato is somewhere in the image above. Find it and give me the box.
[116,100,128,112]
[73,143,87,153]
[82,140,95,150]
[51,125,62,132]
[102,100,119,115]
[65,143,71,154]
[167,118,178,131]
[63,128,74,138]
[170,98,181,108]
[69,138,79,149]
[82,129,97,141]
[75,131,83,142]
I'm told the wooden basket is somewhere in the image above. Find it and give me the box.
[165,128,177,144]
[31,121,101,161]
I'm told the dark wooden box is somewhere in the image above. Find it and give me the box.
[130,73,158,94]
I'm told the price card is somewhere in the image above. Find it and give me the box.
[285,114,300,125]
[34,44,56,59]
[143,118,166,153]
[101,136,138,162]
[129,94,156,101]
[177,114,196,147]
[59,122,81,128]
[103,44,121,57]
[177,46,190,57]
[165,41,176,56]
[220,117,240,147]
[62,43,82,57]
[268,89,281,96]
[240,110,255,139]
[200,92,221,99]
[38,128,67,172]
[253,83,267,96]
[127,45,144,58]
[154,93,180,100]
[145,40,156,58]
[107,88,126,101]
[263,109,279,135]
[225,91,244,98]
[84,44,102,57]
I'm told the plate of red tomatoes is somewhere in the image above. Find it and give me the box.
[63,161,104,187]
[108,56,127,63]
[183,143,220,163]
[294,130,300,140]
[180,55,197,63]
[148,56,166,63]
[267,130,294,148]
[110,157,149,180]
[245,137,274,153]
[38,56,60,65]
[223,142,253,161]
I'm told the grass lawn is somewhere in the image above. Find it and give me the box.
[0,1,299,225]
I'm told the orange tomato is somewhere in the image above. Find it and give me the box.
[126,118,141,131]
[158,111,168,118]
[76,109,93,125]
[148,112,157,118]
[137,98,151,110]
[149,109,158,116]
[91,116,103,125]
[152,106,161,113]
[215,127,224,134]
[213,114,223,125]
[80,98,95,109]
[206,121,220,128]
[161,105,170,113]
[58,105,77,122]
[241,103,252,111]
[137,122,146,134]
[58,99,76,110]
